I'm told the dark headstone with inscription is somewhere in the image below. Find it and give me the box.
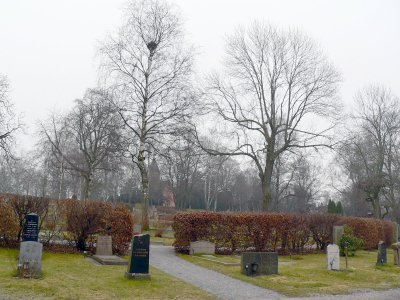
[241,252,278,276]
[125,234,150,279]
[23,213,39,242]
[18,213,42,278]
[377,241,387,266]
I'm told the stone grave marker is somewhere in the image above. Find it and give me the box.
[189,240,215,255]
[332,226,344,245]
[377,241,387,265]
[125,234,150,279]
[134,224,142,234]
[327,244,340,270]
[241,252,278,276]
[391,242,400,266]
[92,235,127,266]
[393,222,399,243]
[18,213,43,278]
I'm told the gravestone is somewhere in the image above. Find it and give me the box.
[377,241,387,265]
[125,234,150,279]
[391,242,400,266]
[241,252,278,276]
[189,240,215,255]
[18,213,42,278]
[327,244,340,270]
[134,224,142,234]
[96,235,112,256]
[92,235,128,266]
[332,226,344,245]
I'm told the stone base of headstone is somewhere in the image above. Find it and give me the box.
[241,252,278,276]
[17,241,43,278]
[92,255,128,266]
[125,272,150,280]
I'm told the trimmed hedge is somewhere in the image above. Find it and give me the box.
[173,212,394,254]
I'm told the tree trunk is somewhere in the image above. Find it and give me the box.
[83,174,92,200]
[261,156,275,211]
[138,149,150,231]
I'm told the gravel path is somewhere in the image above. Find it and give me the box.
[149,245,282,300]
[150,245,400,300]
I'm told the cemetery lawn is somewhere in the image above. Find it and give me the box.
[179,250,400,297]
[0,248,215,300]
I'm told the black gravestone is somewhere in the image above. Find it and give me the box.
[377,241,387,265]
[125,234,150,279]
[23,213,39,242]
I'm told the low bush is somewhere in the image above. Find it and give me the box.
[339,225,364,256]
[0,198,19,246]
[173,212,394,254]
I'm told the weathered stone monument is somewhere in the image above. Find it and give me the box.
[92,235,128,266]
[391,242,400,266]
[18,213,42,278]
[327,244,340,270]
[241,252,278,276]
[392,222,399,243]
[189,240,215,255]
[377,241,387,266]
[125,234,150,279]
[134,224,142,234]
[332,226,344,245]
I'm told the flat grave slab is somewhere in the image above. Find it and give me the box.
[92,255,128,266]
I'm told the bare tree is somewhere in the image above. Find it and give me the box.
[41,89,123,200]
[195,23,341,210]
[338,85,400,219]
[0,74,19,158]
[100,0,194,229]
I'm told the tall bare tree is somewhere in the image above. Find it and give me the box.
[195,23,341,210]
[100,0,194,229]
[41,89,123,200]
[0,74,19,158]
[338,85,400,219]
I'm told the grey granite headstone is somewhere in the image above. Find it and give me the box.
[96,235,112,256]
[134,224,142,233]
[125,234,150,279]
[377,241,387,265]
[332,226,344,245]
[327,244,340,270]
[391,242,400,266]
[18,241,43,278]
[189,240,215,255]
[392,222,399,243]
[241,252,278,276]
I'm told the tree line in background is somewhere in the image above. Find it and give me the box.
[1,0,400,226]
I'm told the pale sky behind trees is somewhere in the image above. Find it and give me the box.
[0,0,399,151]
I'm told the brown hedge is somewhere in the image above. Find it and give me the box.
[173,212,395,254]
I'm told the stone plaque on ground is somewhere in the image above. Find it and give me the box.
[23,213,39,242]
[126,234,150,279]
[332,226,344,245]
[327,244,340,270]
[92,235,128,266]
[96,235,112,256]
[391,242,400,265]
[377,241,387,265]
[189,240,215,255]
[241,252,278,276]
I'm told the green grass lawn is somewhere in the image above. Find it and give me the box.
[179,250,400,297]
[0,248,215,300]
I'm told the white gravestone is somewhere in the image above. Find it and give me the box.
[18,241,43,278]
[327,244,340,271]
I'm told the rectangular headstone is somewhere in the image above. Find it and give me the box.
[377,241,387,265]
[189,240,215,255]
[18,241,43,278]
[327,244,340,270]
[125,234,150,279]
[332,226,344,245]
[392,222,399,244]
[23,213,39,242]
[134,224,142,234]
[241,252,278,276]
[391,242,400,266]
[96,235,113,256]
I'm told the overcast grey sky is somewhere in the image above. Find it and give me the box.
[1,0,399,151]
